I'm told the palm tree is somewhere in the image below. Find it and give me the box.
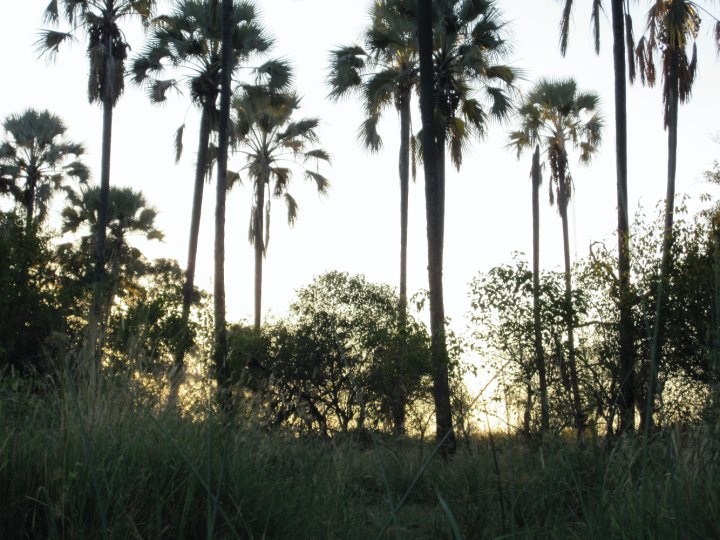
[418,0,516,455]
[213,0,234,411]
[232,78,330,331]
[507,133,548,433]
[328,0,418,434]
[131,0,270,374]
[61,186,163,334]
[559,0,638,434]
[329,5,417,337]
[636,0,720,432]
[0,109,88,233]
[510,78,604,438]
[39,0,156,302]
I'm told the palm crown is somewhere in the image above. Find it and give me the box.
[131,0,270,109]
[509,79,603,210]
[232,71,330,252]
[40,0,157,106]
[0,109,89,228]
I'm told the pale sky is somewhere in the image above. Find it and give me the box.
[2,0,719,332]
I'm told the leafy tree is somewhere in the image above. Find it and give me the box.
[558,0,639,435]
[233,272,432,435]
[232,78,330,330]
[107,258,205,379]
[635,0,720,431]
[39,0,157,318]
[469,257,587,434]
[509,78,604,437]
[0,109,88,233]
[328,0,418,342]
[131,0,271,372]
[0,211,63,376]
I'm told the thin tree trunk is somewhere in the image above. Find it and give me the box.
[611,0,636,435]
[647,51,679,435]
[253,179,266,331]
[214,0,232,412]
[89,48,115,365]
[393,89,411,436]
[170,103,214,404]
[558,169,585,438]
[417,0,456,458]
[24,172,37,235]
[531,145,549,433]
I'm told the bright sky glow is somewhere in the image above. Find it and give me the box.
[2,0,719,334]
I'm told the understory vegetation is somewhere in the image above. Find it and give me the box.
[2,371,720,539]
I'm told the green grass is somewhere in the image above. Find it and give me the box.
[2,373,719,539]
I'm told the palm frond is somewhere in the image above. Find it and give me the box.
[358,115,383,152]
[626,11,637,83]
[327,45,366,100]
[304,149,331,164]
[35,30,75,57]
[559,0,574,57]
[305,171,329,195]
[284,193,298,226]
[174,123,185,163]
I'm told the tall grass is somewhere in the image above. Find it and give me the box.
[2,367,719,539]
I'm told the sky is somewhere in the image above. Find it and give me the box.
[2,0,719,334]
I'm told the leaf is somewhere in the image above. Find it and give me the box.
[436,490,463,540]
[174,124,185,163]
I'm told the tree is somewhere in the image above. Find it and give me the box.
[0,211,63,376]
[509,78,604,437]
[418,0,516,457]
[0,109,88,233]
[39,0,157,335]
[213,0,234,410]
[131,0,271,375]
[635,0,720,433]
[328,0,418,348]
[60,186,164,338]
[506,135,549,433]
[558,0,638,435]
[233,272,432,435]
[232,78,330,330]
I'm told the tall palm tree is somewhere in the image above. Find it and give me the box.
[559,0,638,434]
[0,109,88,233]
[636,0,719,432]
[418,0,516,455]
[61,186,163,334]
[328,0,417,435]
[507,132,548,433]
[510,78,604,438]
[232,78,330,331]
[131,0,270,374]
[329,3,417,332]
[213,0,234,410]
[39,0,157,307]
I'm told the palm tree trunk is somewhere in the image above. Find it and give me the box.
[417,0,456,458]
[531,145,549,433]
[611,0,636,435]
[89,58,115,365]
[214,0,232,412]
[393,89,411,436]
[558,169,585,438]
[647,51,680,435]
[24,171,38,235]
[171,103,214,402]
[254,179,266,331]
